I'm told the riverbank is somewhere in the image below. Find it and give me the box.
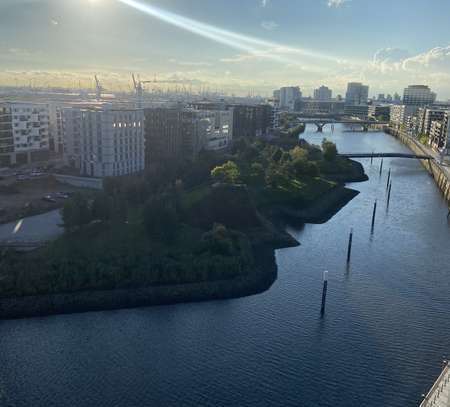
[0,243,281,320]
[386,128,450,203]
[0,184,360,320]
[0,140,368,319]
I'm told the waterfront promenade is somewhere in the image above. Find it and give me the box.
[387,128,450,204]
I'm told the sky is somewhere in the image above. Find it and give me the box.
[1,0,450,98]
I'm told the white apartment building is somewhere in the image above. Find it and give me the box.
[403,85,436,107]
[390,105,419,128]
[0,102,50,166]
[422,108,447,136]
[63,107,145,177]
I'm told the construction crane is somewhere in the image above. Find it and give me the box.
[132,73,144,108]
[94,75,103,100]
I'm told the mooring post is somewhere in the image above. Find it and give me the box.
[346,228,353,264]
[387,182,392,207]
[320,270,328,315]
[371,200,377,230]
[379,158,384,176]
[386,168,391,190]
[370,153,373,165]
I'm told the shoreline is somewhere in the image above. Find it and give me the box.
[386,128,450,204]
[0,160,367,320]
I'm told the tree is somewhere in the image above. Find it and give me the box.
[61,193,92,231]
[201,223,234,256]
[143,196,178,241]
[249,163,265,185]
[265,164,285,188]
[322,139,338,162]
[271,147,283,163]
[211,161,241,184]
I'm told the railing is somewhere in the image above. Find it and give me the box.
[338,152,433,160]
[420,362,450,407]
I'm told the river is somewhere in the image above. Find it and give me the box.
[1,125,450,407]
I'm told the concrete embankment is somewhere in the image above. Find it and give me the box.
[387,128,450,204]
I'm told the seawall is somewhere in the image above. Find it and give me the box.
[387,128,450,204]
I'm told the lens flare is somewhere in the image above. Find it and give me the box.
[115,0,349,67]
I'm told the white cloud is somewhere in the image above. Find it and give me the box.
[327,0,350,8]
[260,21,278,31]
[50,19,59,26]
[402,46,450,72]
[261,0,269,7]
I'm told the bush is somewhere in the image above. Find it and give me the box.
[211,161,241,184]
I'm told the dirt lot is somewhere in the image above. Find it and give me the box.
[0,175,92,225]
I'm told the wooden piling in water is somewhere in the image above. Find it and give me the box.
[386,168,391,190]
[371,200,377,230]
[379,159,384,176]
[346,228,353,264]
[320,271,328,315]
[387,182,392,207]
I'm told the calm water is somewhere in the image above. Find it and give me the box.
[1,125,450,407]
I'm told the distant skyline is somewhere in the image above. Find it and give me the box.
[1,0,450,98]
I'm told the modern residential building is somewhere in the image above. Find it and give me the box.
[345,82,369,106]
[0,102,50,166]
[313,86,332,101]
[403,85,436,107]
[368,104,390,121]
[390,105,419,128]
[63,107,145,177]
[197,110,233,151]
[422,108,447,136]
[344,104,369,119]
[429,112,450,154]
[190,102,273,139]
[144,106,233,172]
[48,103,64,155]
[279,86,302,111]
[231,104,273,138]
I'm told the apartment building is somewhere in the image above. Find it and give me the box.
[63,107,145,177]
[403,85,436,107]
[0,102,50,166]
[345,82,369,106]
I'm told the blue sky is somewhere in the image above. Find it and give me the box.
[1,0,450,98]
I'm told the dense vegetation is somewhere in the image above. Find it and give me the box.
[0,138,364,300]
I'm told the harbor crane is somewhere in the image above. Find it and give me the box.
[94,75,103,100]
[132,73,195,106]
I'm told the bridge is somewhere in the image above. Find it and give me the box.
[298,118,389,133]
[339,152,433,160]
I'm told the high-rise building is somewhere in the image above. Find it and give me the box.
[0,102,50,166]
[345,82,369,106]
[279,87,302,111]
[403,85,436,107]
[63,107,145,177]
[313,86,332,101]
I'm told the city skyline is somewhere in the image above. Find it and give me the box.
[1,0,450,98]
